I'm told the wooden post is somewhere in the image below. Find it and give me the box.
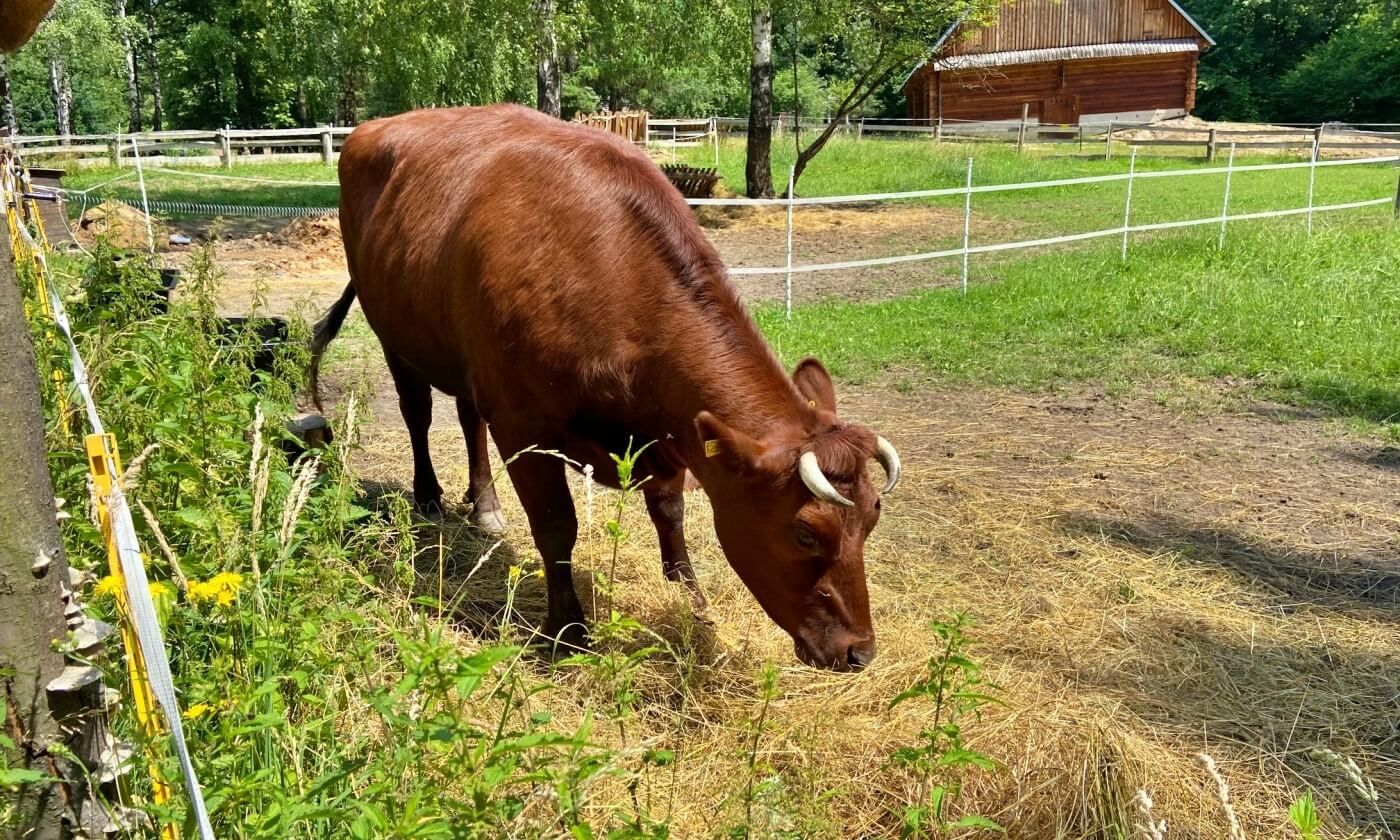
[319,125,333,164]
[1312,126,1324,160]
[936,115,943,143]
[108,135,121,167]
[1078,124,1085,153]
[1104,120,1114,160]
[1016,103,1029,154]
[219,127,231,168]
[1206,127,1217,162]
[856,117,864,141]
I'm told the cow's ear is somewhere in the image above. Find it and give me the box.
[792,357,837,413]
[694,411,763,473]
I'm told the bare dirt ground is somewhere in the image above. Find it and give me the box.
[1115,115,1400,158]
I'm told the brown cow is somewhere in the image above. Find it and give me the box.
[0,0,55,51]
[312,104,901,670]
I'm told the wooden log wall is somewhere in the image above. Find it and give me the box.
[909,52,1195,123]
[948,0,1203,55]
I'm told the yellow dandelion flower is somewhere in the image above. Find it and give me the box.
[186,579,216,603]
[533,569,544,580]
[508,565,522,584]
[94,575,124,599]
[182,702,213,721]
[148,581,172,600]
[209,571,243,591]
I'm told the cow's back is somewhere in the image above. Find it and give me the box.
[337,104,733,424]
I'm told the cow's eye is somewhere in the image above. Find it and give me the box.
[794,525,818,551]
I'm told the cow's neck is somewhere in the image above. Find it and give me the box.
[655,316,807,469]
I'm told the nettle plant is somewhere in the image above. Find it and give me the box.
[887,614,1004,838]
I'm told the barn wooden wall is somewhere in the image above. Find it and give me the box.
[947,0,1203,54]
[907,52,1195,123]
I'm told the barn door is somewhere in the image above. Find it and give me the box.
[1040,95,1081,126]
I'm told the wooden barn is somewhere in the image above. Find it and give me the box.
[903,0,1215,126]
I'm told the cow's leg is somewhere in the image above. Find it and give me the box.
[384,352,443,513]
[456,397,507,535]
[503,448,587,650]
[643,478,708,612]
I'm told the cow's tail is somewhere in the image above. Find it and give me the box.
[309,281,356,413]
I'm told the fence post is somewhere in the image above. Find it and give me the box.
[935,116,943,143]
[960,157,973,293]
[670,124,677,164]
[1016,103,1029,154]
[1206,128,1218,162]
[1078,124,1084,153]
[1218,143,1236,250]
[856,117,864,141]
[784,165,796,319]
[319,124,332,164]
[1121,146,1138,262]
[128,138,155,254]
[1104,120,1113,160]
[1392,158,1400,220]
[107,135,121,167]
[220,126,232,169]
[1306,128,1320,236]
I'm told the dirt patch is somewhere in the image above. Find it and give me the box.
[1115,115,1400,158]
[197,201,1013,314]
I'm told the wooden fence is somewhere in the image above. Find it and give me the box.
[13,126,355,167]
[21,117,1400,169]
[572,111,649,143]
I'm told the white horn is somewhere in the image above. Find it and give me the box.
[875,436,901,494]
[798,451,854,508]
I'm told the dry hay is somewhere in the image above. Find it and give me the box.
[76,199,165,250]
[329,354,1400,840]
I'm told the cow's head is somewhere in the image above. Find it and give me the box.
[695,358,900,671]
[0,0,55,51]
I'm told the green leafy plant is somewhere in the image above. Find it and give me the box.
[888,613,1003,838]
[1287,791,1321,840]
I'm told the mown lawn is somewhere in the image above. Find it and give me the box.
[757,219,1400,430]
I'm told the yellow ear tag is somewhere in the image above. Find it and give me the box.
[704,439,721,458]
[807,400,817,408]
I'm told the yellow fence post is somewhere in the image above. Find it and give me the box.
[85,433,180,840]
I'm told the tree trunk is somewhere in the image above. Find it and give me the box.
[534,0,560,118]
[116,0,141,132]
[0,225,74,840]
[145,1,163,131]
[48,58,71,139]
[745,0,774,199]
[0,52,18,136]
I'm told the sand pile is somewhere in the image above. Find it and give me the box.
[76,200,165,249]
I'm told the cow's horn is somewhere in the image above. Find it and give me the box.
[875,436,901,494]
[798,451,854,508]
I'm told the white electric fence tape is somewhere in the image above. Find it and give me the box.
[11,209,215,840]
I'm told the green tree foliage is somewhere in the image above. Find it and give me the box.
[1275,6,1400,123]
[3,0,1395,135]
[1191,0,1398,123]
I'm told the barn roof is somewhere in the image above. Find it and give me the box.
[932,37,1199,70]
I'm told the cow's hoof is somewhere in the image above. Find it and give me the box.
[470,507,508,536]
[541,621,590,656]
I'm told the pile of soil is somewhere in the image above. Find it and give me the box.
[261,213,342,247]
[76,200,165,249]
